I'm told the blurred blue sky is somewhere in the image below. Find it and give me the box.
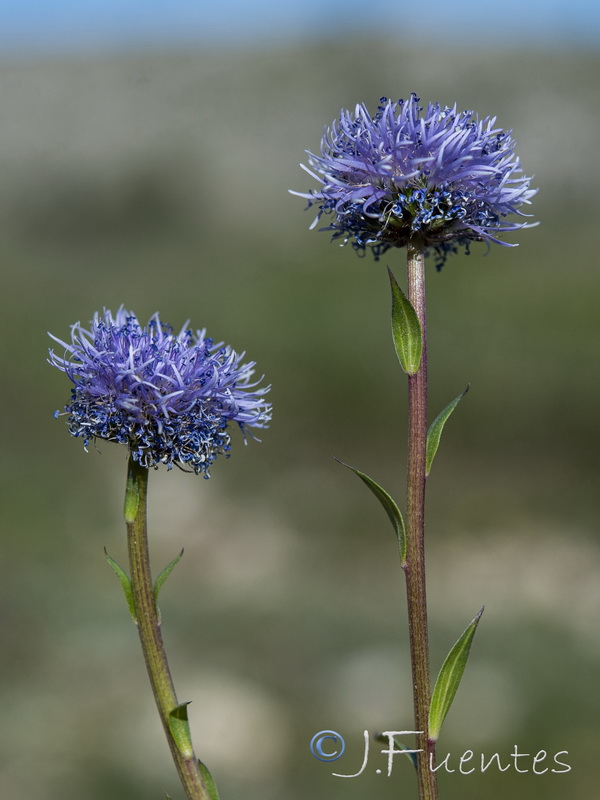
[1,0,600,56]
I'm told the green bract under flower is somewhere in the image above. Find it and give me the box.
[292,94,537,266]
[49,308,271,477]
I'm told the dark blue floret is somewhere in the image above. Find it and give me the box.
[292,94,536,266]
[49,308,271,477]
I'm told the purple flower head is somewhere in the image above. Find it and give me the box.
[292,94,537,267]
[49,308,272,477]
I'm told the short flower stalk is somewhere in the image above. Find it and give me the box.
[294,94,536,800]
[49,308,271,799]
[125,456,212,800]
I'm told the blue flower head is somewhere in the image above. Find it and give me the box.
[292,94,537,267]
[49,308,272,477]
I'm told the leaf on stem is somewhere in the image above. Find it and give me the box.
[374,732,418,770]
[168,702,194,759]
[104,548,136,621]
[154,549,185,601]
[335,458,406,566]
[124,466,140,525]
[198,760,221,800]
[388,267,423,375]
[428,608,484,742]
[425,386,469,477]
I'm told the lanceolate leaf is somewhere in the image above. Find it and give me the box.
[374,732,418,770]
[425,386,469,477]
[335,458,406,566]
[154,549,185,601]
[104,548,136,621]
[168,702,194,759]
[429,608,484,742]
[198,760,221,800]
[388,268,423,375]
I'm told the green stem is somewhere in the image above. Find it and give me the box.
[125,455,211,800]
[404,242,438,800]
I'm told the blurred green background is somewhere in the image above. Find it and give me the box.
[1,35,599,800]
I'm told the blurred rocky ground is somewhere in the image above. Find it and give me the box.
[0,39,599,800]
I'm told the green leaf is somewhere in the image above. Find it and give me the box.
[425,386,469,477]
[374,732,418,770]
[154,549,184,601]
[198,760,221,800]
[168,702,194,759]
[124,464,140,524]
[335,458,406,566]
[429,608,484,742]
[104,548,136,621]
[388,267,422,375]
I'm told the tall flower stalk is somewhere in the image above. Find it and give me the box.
[49,308,271,799]
[294,94,536,800]
[404,241,436,796]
